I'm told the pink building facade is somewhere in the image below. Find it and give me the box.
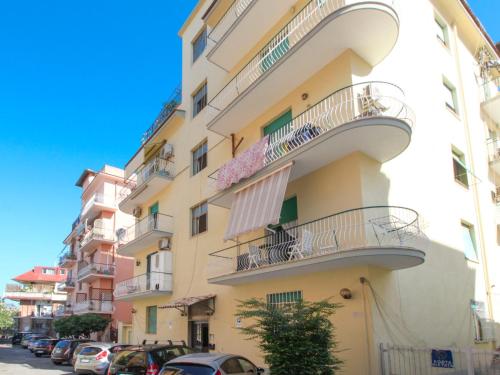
[60,165,134,341]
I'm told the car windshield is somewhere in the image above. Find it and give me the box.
[38,340,52,346]
[80,347,103,356]
[55,340,71,349]
[166,364,215,375]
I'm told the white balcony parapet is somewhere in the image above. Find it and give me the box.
[119,213,174,244]
[80,225,115,249]
[208,206,426,284]
[480,77,500,103]
[114,272,173,300]
[81,193,116,217]
[77,262,115,281]
[127,158,175,193]
[208,0,254,43]
[207,0,396,122]
[74,300,113,314]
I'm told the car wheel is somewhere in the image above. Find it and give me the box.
[35,353,41,357]
[52,361,62,365]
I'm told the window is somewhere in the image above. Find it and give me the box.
[471,300,493,342]
[435,16,448,45]
[443,79,458,113]
[192,28,207,63]
[263,110,293,136]
[267,290,302,309]
[192,82,207,118]
[192,141,208,175]
[461,222,478,261]
[60,269,65,275]
[78,282,82,291]
[191,202,208,236]
[452,148,469,187]
[42,268,55,275]
[221,358,245,374]
[146,306,157,334]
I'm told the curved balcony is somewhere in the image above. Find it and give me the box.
[119,158,175,214]
[117,213,174,256]
[114,272,173,301]
[208,206,426,285]
[80,193,117,221]
[207,0,297,71]
[210,81,414,208]
[79,225,115,253]
[206,0,399,136]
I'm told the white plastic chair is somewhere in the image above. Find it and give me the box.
[289,229,314,260]
[248,245,262,269]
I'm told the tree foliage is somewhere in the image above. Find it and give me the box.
[236,298,343,375]
[0,301,18,330]
[54,314,110,338]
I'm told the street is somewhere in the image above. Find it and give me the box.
[0,344,73,374]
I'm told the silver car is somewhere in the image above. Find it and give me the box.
[161,353,265,375]
[74,343,130,375]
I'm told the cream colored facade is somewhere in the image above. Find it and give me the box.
[60,165,135,341]
[116,0,500,373]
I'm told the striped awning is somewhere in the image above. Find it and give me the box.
[224,163,292,240]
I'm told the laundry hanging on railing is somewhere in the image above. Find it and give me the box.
[224,163,292,240]
[216,135,269,190]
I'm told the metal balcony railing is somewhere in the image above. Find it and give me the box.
[208,0,395,117]
[80,225,115,248]
[118,213,174,245]
[208,0,255,44]
[58,251,77,266]
[77,262,115,280]
[81,193,116,216]
[486,138,500,163]
[480,77,500,103]
[72,216,81,231]
[141,85,182,145]
[209,206,424,277]
[114,272,173,299]
[73,289,113,313]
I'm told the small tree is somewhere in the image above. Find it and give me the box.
[54,314,110,338]
[237,298,343,375]
[0,302,17,330]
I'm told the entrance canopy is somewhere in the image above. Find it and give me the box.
[159,294,216,316]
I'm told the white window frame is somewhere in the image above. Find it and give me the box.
[461,221,478,262]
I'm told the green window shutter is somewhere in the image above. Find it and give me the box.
[146,306,157,334]
[149,202,159,215]
[279,196,297,225]
[263,110,292,136]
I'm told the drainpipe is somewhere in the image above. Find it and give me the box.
[451,23,495,329]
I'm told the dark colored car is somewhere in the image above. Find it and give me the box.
[161,353,265,375]
[51,339,94,365]
[32,339,60,357]
[28,335,51,351]
[11,332,30,345]
[108,345,194,375]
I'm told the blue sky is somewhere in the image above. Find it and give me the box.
[0,1,498,294]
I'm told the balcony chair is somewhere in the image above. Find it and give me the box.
[358,85,388,118]
[288,229,314,260]
[247,245,262,269]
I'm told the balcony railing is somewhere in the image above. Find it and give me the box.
[118,213,174,245]
[141,85,182,145]
[72,216,81,231]
[74,289,113,314]
[77,262,115,280]
[58,251,77,266]
[114,272,173,299]
[81,193,116,217]
[487,138,500,163]
[126,158,175,193]
[80,226,115,248]
[5,284,53,294]
[209,206,424,277]
[208,0,254,43]
[208,0,395,117]
[480,77,500,103]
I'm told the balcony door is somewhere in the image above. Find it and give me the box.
[146,252,158,291]
[148,202,159,230]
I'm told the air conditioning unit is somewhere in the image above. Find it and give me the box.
[158,238,171,250]
[116,228,126,241]
[133,207,142,218]
[160,144,174,159]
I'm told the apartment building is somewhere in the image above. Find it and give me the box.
[3,266,67,336]
[59,165,135,342]
[116,0,500,373]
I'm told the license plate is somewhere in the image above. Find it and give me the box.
[35,350,44,354]
[80,359,90,363]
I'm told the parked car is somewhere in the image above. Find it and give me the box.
[28,335,50,351]
[11,332,30,345]
[51,339,94,365]
[161,353,265,375]
[108,344,194,375]
[32,338,60,357]
[22,334,48,349]
[73,343,131,375]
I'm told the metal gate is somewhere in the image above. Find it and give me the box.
[380,344,500,375]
